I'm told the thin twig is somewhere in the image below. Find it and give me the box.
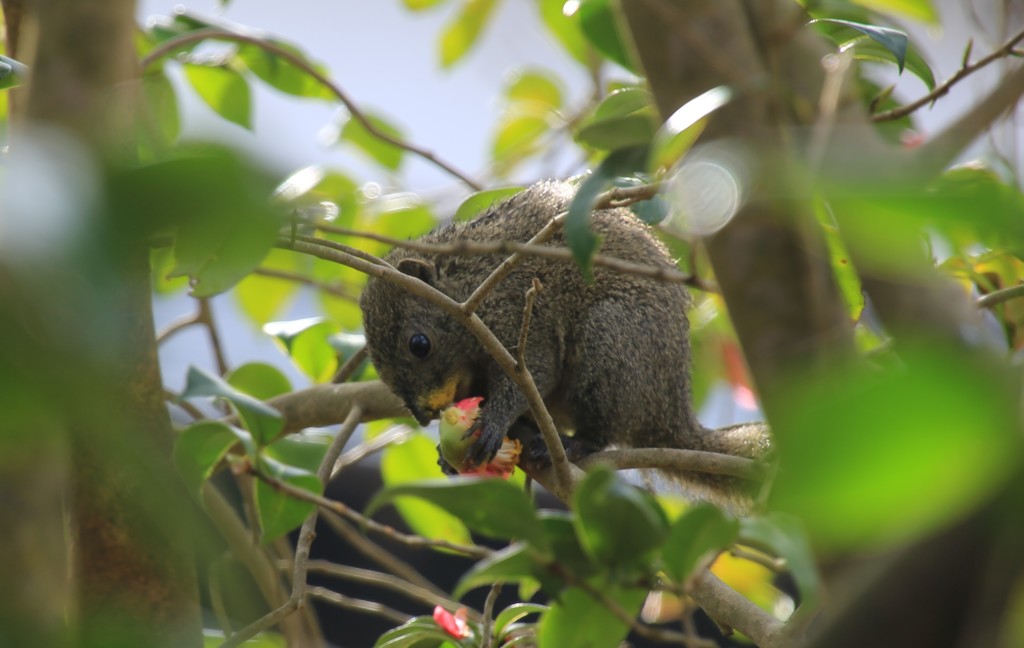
[516,279,543,371]
[197,297,229,376]
[977,283,1024,309]
[315,225,708,290]
[320,407,363,481]
[333,425,414,474]
[303,560,472,620]
[140,28,481,190]
[201,486,296,637]
[729,545,787,573]
[156,309,201,343]
[320,512,450,597]
[559,567,708,647]
[306,586,412,625]
[164,389,205,421]
[480,584,503,648]
[462,213,565,315]
[209,557,234,638]
[249,465,491,559]
[332,345,369,384]
[253,266,358,302]
[220,406,362,647]
[873,25,1024,122]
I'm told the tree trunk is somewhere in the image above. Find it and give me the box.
[13,0,204,645]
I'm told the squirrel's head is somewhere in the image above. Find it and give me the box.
[360,254,482,425]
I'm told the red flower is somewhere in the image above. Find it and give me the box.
[433,605,471,639]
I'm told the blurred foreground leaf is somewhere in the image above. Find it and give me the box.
[770,347,1020,552]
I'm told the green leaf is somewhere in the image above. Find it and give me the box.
[454,543,539,598]
[226,362,293,400]
[0,54,29,90]
[150,245,190,294]
[234,248,305,325]
[575,88,657,151]
[111,148,282,297]
[439,0,499,68]
[573,466,669,574]
[203,628,286,647]
[577,0,634,71]
[506,69,563,110]
[264,434,330,474]
[493,603,547,641]
[403,0,448,9]
[740,513,820,611]
[844,35,935,90]
[174,421,238,497]
[770,347,1022,552]
[138,70,181,153]
[565,147,648,279]
[649,86,733,172]
[630,194,669,225]
[592,87,652,121]
[491,113,550,167]
[254,456,322,542]
[576,111,657,151]
[381,433,473,546]
[372,616,453,648]
[852,0,937,23]
[662,504,739,583]
[183,366,284,446]
[818,216,864,321]
[290,320,341,383]
[236,42,334,99]
[183,62,253,130]
[264,316,330,352]
[539,510,596,582]
[537,584,646,648]
[811,18,908,73]
[454,187,524,222]
[366,477,549,552]
[539,0,589,64]
[338,112,406,171]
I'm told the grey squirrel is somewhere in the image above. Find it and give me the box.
[359,181,770,509]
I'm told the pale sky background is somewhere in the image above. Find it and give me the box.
[141,0,1021,426]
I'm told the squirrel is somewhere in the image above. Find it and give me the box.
[359,181,770,510]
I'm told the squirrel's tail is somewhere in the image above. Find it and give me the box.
[658,421,773,514]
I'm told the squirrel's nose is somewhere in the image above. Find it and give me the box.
[408,403,434,426]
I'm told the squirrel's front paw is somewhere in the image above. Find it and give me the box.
[465,418,505,467]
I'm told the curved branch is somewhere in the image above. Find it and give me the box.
[976,283,1024,309]
[577,448,762,480]
[266,380,407,436]
[689,570,793,648]
[279,235,579,497]
[873,25,1024,123]
[140,28,482,191]
[915,63,1024,177]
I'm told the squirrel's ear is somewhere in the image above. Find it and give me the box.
[396,258,436,285]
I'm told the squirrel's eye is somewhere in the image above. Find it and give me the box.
[408,333,431,359]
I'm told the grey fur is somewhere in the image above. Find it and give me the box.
[359,181,767,508]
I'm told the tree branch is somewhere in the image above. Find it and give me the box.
[577,448,762,480]
[689,570,792,648]
[914,63,1024,177]
[139,28,481,191]
[873,25,1024,122]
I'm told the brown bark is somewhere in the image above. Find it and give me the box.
[619,0,857,406]
[17,0,203,645]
